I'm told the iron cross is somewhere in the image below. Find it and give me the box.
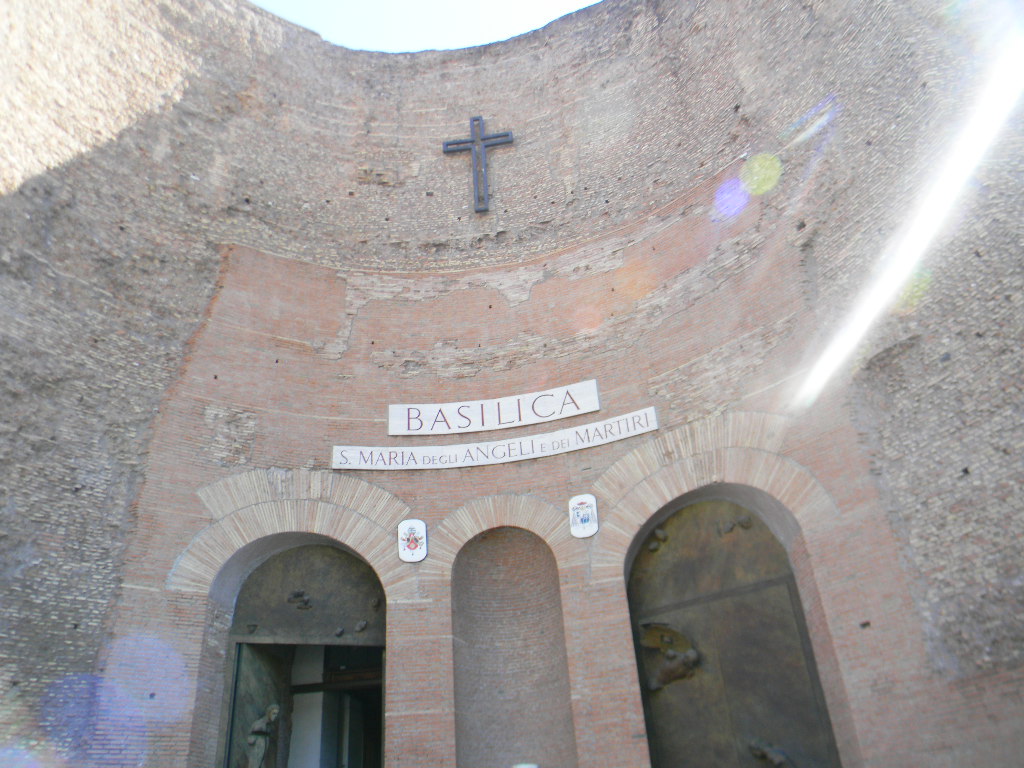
[443,116,514,213]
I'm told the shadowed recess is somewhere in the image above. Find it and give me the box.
[451,527,579,768]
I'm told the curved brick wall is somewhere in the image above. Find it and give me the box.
[2,0,1022,766]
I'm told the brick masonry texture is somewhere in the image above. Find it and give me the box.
[1,0,1022,766]
[452,528,577,768]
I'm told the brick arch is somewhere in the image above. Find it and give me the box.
[589,411,839,575]
[166,468,413,600]
[588,411,858,763]
[424,494,580,584]
[431,495,582,768]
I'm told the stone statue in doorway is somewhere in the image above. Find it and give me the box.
[749,738,795,767]
[246,703,280,768]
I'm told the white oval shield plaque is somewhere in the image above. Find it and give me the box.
[569,494,599,538]
[398,519,428,562]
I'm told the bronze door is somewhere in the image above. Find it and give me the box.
[628,500,841,768]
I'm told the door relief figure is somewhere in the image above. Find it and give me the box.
[245,704,279,768]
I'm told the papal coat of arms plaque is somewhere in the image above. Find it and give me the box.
[398,518,428,562]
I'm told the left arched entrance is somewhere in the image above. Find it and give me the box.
[221,543,385,768]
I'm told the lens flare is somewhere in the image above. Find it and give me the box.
[571,303,605,333]
[40,672,150,766]
[943,0,969,20]
[711,95,838,224]
[782,95,840,149]
[740,153,783,195]
[894,269,933,315]
[713,177,749,219]
[104,634,191,724]
[40,674,100,756]
[614,259,660,302]
[0,746,44,768]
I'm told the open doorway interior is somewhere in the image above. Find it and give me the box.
[226,643,383,768]
[220,543,387,768]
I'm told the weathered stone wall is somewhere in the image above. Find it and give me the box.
[2,0,1022,766]
[851,160,1024,674]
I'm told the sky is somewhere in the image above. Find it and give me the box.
[249,0,602,52]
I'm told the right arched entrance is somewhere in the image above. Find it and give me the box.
[628,498,841,767]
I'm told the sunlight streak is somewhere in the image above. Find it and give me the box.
[792,30,1024,409]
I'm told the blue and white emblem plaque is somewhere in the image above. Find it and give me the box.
[569,494,599,538]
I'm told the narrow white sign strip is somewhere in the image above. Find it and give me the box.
[388,379,600,435]
[334,407,657,471]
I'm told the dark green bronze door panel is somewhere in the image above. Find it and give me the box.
[636,600,735,767]
[225,643,291,768]
[629,500,840,768]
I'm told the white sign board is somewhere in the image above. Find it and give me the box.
[333,407,657,471]
[398,519,427,562]
[569,494,599,538]
[388,379,600,435]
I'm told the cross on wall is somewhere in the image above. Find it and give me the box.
[443,116,514,213]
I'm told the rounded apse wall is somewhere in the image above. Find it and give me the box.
[451,527,578,768]
[6,1,1024,767]
[3,0,948,277]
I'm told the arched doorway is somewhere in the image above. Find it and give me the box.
[221,543,385,768]
[628,498,840,767]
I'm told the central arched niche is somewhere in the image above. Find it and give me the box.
[627,495,840,768]
[223,543,386,768]
[452,526,579,768]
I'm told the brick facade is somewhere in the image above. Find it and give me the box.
[2,1,1022,766]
